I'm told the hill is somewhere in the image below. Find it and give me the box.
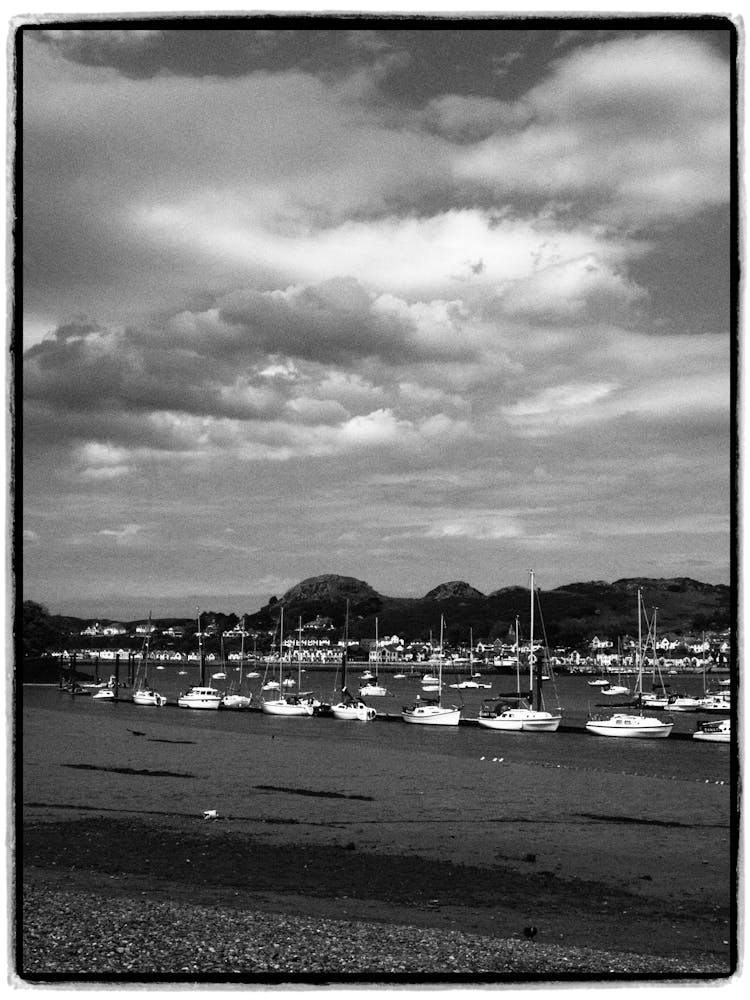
[246,574,730,646]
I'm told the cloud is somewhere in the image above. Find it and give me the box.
[453,32,729,226]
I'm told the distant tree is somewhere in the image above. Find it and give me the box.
[21,601,64,657]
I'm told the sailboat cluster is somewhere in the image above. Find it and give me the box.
[117,580,730,743]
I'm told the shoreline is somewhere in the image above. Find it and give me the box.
[19,812,734,982]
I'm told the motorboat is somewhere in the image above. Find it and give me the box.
[132,687,167,707]
[586,712,673,738]
[667,695,701,712]
[692,719,730,743]
[177,686,222,709]
[358,682,388,696]
[588,678,610,687]
[601,684,629,697]
[92,688,115,701]
[330,698,376,722]
[697,693,731,713]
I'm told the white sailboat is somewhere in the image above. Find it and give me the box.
[586,590,673,739]
[261,608,314,716]
[450,630,491,689]
[178,608,221,709]
[222,616,253,709]
[478,573,561,732]
[359,617,388,696]
[132,612,167,707]
[331,611,376,721]
[402,615,461,726]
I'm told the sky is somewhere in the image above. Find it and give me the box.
[18,15,735,621]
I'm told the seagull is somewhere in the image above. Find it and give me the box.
[523,926,538,942]
[203,809,218,821]
[128,729,146,737]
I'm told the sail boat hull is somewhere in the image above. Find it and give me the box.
[586,714,673,738]
[478,708,560,732]
[401,704,461,725]
[261,698,314,716]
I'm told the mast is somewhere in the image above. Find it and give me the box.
[469,627,474,676]
[342,599,349,692]
[279,605,284,690]
[438,614,444,704]
[375,616,379,679]
[239,616,245,689]
[636,588,643,704]
[297,616,303,688]
[142,610,153,689]
[197,607,204,686]
[529,570,535,708]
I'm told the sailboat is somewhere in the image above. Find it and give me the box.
[331,607,376,721]
[601,639,630,697]
[401,615,461,726]
[586,590,673,738]
[359,617,388,696]
[450,629,491,689]
[132,613,167,707]
[261,607,314,716]
[178,608,222,709]
[222,616,253,709]
[478,575,561,732]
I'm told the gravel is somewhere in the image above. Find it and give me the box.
[20,884,729,981]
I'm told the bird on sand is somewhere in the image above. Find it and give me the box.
[523,926,538,942]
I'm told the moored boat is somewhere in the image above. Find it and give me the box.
[132,612,166,707]
[692,719,730,743]
[478,572,561,733]
[177,686,222,709]
[585,591,672,739]
[402,616,461,726]
[586,712,674,738]
[261,610,314,717]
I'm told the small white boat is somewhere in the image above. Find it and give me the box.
[261,610,314,717]
[132,612,166,706]
[586,712,673,738]
[402,699,461,726]
[479,704,561,732]
[132,688,167,707]
[601,684,630,697]
[421,673,440,685]
[92,688,115,701]
[359,682,388,696]
[177,686,222,710]
[588,678,610,687]
[262,680,281,691]
[692,719,730,743]
[667,695,701,712]
[282,678,296,688]
[697,693,732,713]
[212,671,226,680]
[330,698,376,722]
[393,673,406,680]
[420,683,440,693]
[360,670,375,682]
[221,692,253,710]
[402,617,461,726]
[261,694,315,716]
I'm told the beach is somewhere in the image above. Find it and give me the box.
[18,687,735,983]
